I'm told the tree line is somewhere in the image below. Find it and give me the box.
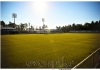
[1,20,100,34]
[56,20,100,33]
[0,21,48,31]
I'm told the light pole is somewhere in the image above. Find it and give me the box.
[42,18,45,33]
[12,13,17,27]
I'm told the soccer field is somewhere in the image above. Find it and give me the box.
[1,33,100,68]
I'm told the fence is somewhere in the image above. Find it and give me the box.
[73,48,100,68]
[69,30,100,33]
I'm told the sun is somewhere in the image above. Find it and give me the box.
[32,1,47,14]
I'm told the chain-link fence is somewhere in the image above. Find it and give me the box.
[73,48,100,68]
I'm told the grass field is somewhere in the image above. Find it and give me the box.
[1,33,100,68]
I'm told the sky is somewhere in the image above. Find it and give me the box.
[1,1,100,29]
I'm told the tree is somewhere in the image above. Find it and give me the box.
[83,23,90,30]
[20,23,25,31]
[98,20,100,30]
[72,23,75,30]
[39,26,42,30]
[56,26,58,30]
[16,25,20,32]
[99,20,100,24]
[95,21,99,30]
[31,25,34,31]
[56,26,61,32]
[44,25,48,29]
[91,21,95,30]
[61,26,65,32]
[0,21,5,27]
[67,25,72,31]
[8,21,16,28]
[76,24,83,30]
[42,24,47,30]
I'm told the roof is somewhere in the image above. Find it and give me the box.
[1,27,16,29]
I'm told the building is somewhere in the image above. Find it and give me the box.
[1,27,16,31]
[1,27,16,34]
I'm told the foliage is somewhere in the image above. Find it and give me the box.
[56,20,100,33]
[0,21,5,27]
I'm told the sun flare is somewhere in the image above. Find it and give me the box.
[33,1,47,14]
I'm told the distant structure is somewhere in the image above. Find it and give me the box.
[42,18,45,33]
[1,27,16,31]
[12,13,17,27]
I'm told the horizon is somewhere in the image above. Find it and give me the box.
[1,1,100,29]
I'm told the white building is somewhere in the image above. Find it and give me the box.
[1,27,16,31]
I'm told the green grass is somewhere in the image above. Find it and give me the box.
[1,33,100,68]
